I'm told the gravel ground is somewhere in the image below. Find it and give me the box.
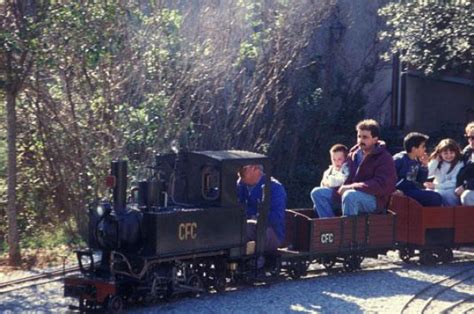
[1,251,474,313]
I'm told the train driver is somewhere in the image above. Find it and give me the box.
[237,164,287,252]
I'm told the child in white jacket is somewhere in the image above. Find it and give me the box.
[424,138,464,206]
[320,144,350,188]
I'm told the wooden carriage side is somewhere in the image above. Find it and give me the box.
[284,208,396,255]
[454,205,474,244]
[390,194,457,246]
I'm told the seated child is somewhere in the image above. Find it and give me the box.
[455,122,474,205]
[321,144,350,188]
[393,132,442,206]
[424,138,464,206]
[310,144,350,218]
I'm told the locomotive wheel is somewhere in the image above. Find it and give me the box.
[187,274,204,297]
[419,250,437,265]
[213,276,227,293]
[398,248,413,264]
[165,281,177,301]
[105,295,123,313]
[321,257,336,270]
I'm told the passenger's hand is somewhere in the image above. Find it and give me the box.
[455,186,465,196]
[393,190,405,196]
[424,182,435,190]
[419,153,429,166]
[337,185,352,195]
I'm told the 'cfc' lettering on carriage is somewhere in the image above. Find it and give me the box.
[178,223,197,240]
[320,233,334,244]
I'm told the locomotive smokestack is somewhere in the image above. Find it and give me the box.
[111,160,127,214]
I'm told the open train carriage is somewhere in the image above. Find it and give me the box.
[281,208,396,272]
[390,194,474,264]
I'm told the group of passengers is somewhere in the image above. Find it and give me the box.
[237,119,474,253]
[311,120,474,218]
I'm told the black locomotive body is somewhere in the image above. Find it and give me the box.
[65,150,273,311]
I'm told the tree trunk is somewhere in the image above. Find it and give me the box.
[6,89,21,266]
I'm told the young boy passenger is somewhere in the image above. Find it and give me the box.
[310,144,350,217]
[320,144,350,188]
[393,132,442,206]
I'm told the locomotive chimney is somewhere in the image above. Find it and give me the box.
[111,160,127,214]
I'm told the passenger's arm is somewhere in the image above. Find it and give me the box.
[417,165,429,183]
[268,183,287,229]
[435,162,464,190]
[427,159,439,177]
[393,155,403,180]
[320,168,330,187]
[353,154,397,196]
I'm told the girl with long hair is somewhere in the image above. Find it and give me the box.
[424,138,464,206]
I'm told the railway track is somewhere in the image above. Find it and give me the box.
[1,250,474,303]
[400,265,474,314]
[0,265,80,294]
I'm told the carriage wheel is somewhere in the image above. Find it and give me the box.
[343,255,362,272]
[106,295,124,313]
[398,248,413,264]
[419,249,437,265]
[440,248,454,263]
[289,262,308,279]
[321,257,336,270]
[343,259,355,272]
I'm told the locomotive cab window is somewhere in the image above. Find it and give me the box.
[201,166,220,201]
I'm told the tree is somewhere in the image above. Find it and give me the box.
[379,1,473,77]
[0,0,40,265]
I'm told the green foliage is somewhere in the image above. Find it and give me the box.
[119,92,174,171]
[379,1,473,76]
[20,221,84,250]
[0,219,84,256]
[236,0,271,64]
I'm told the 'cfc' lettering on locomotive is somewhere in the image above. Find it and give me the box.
[320,232,334,244]
[178,222,197,240]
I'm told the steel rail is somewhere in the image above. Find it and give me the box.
[400,266,474,314]
[0,265,80,290]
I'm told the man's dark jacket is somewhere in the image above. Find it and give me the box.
[344,144,397,211]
